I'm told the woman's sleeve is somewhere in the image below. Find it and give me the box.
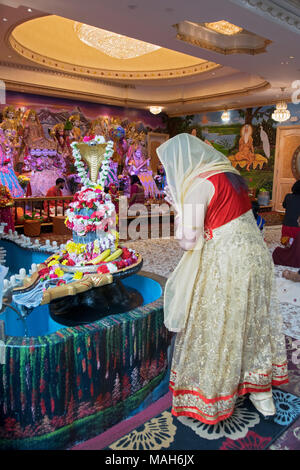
[175,179,215,250]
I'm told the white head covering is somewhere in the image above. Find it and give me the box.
[157,133,240,213]
[156,133,241,332]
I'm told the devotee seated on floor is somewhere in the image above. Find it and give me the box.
[273,216,300,268]
[43,177,65,215]
[281,180,300,245]
[129,175,145,207]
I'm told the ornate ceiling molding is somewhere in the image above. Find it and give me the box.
[9,33,219,81]
[2,71,270,114]
[0,60,135,89]
[229,0,300,32]
[174,21,272,55]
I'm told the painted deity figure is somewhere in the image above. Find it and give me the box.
[228,124,268,171]
[234,124,256,171]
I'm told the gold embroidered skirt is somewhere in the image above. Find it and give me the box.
[170,210,288,424]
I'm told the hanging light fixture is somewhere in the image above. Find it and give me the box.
[149,106,162,115]
[221,109,230,122]
[74,22,161,59]
[272,88,291,122]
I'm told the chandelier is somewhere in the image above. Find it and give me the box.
[272,100,291,122]
[221,110,230,122]
[204,20,243,36]
[74,22,161,59]
[149,106,162,115]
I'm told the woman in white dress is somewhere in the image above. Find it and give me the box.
[156,133,288,425]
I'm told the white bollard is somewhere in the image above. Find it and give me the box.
[3,279,9,290]
[31,263,37,273]
[10,275,16,286]
[19,268,26,279]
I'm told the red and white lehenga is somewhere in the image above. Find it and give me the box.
[157,133,288,425]
[169,173,288,424]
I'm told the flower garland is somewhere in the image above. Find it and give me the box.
[65,187,116,237]
[70,135,114,188]
[40,245,139,280]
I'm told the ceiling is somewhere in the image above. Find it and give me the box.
[0,0,299,116]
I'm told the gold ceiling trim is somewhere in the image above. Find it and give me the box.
[3,77,270,113]
[0,61,136,89]
[176,32,272,55]
[9,34,219,80]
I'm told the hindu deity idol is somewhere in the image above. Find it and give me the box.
[22,109,57,153]
[0,106,22,166]
[69,114,82,143]
[0,105,20,135]
[125,133,150,176]
[88,118,109,140]
[0,128,24,198]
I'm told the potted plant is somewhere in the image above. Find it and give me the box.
[257,187,270,206]
[23,212,43,237]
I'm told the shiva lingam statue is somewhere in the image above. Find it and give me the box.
[12,135,143,325]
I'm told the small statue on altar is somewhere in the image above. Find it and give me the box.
[87,118,109,140]
[22,109,57,153]
[125,140,150,175]
[0,105,20,135]
[50,122,71,156]
[0,105,22,167]
[0,128,24,198]
[69,114,82,143]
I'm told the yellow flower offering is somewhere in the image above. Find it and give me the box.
[48,260,59,267]
[54,268,64,278]
[73,271,83,280]
[66,241,86,255]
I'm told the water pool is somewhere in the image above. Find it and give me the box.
[0,238,170,450]
[3,274,162,337]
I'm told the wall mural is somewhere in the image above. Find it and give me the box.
[0,91,167,198]
[170,103,300,199]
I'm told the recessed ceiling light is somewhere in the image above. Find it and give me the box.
[8,55,12,58]
[289,56,295,59]
[2,18,8,22]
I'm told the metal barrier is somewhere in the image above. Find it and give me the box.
[13,196,74,225]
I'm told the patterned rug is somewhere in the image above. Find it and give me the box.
[72,388,300,451]
[71,334,300,451]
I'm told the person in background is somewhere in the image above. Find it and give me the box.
[156,133,288,424]
[252,200,266,232]
[129,175,145,207]
[108,182,119,215]
[44,178,65,214]
[0,185,14,233]
[281,180,300,245]
[273,216,300,268]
